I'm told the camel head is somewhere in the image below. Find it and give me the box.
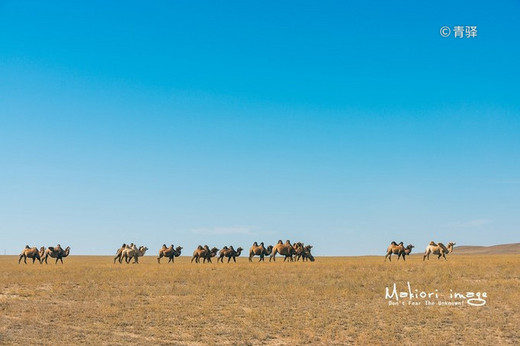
[406,244,414,250]
[236,247,243,252]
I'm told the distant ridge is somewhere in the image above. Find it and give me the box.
[452,243,520,255]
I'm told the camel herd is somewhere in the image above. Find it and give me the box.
[385,241,456,262]
[18,240,456,264]
[18,244,71,264]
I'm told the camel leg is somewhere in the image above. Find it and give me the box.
[233,256,236,263]
[18,255,23,264]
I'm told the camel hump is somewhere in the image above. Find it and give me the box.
[253,241,258,246]
[48,246,55,252]
[391,241,397,245]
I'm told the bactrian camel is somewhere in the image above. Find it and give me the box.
[248,242,273,262]
[217,246,243,263]
[269,240,295,262]
[191,245,219,263]
[42,245,71,264]
[157,244,183,264]
[121,245,148,264]
[18,245,45,264]
[423,241,455,261]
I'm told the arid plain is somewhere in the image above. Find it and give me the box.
[1,254,519,345]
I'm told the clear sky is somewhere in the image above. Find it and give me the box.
[1,1,519,256]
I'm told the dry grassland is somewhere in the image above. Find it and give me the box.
[1,254,519,345]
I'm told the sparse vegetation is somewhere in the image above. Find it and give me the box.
[1,255,519,344]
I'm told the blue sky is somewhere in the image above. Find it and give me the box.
[1,1,519,255]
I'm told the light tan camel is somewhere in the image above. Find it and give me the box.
[122,245,148,264]
[385,241,405,262]
[270,240,295,262]
[18,245,45,264]
[248,242,273,262]
[423,241,456,261]
[157,244,183,264]
[217,246,243,263]
[43,245,71,264]
[114,243,132,264]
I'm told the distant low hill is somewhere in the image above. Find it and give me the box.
[453,243,520,255]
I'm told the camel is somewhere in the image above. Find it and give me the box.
[202,247,219,263]
[399,244,414,261]
[191,245,219,263]
[122,245,148,264]
[192,245,210,263]
[217,246,243,263]
[301,245,315,262]
[114,243,133,264]
[42,245,71,264]
[248,242,273,262]
[292,242,305,261]
[18,245,45,264]
[423,241,456,261]
[270,240,295,262]
[385,241,405,262]
[157,244,183,264]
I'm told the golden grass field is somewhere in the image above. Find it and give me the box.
[1,254,519,345]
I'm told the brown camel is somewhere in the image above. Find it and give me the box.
[192,245,219,263]
[43,245,71,264]
[301,245,315,262]
[157,244,183,264]
[217,246,243,263]
[385,241,405,262]
[270,240,295,262]
[18,245,45,264]
[423,241,455,261]
[122,245,148,264]
[399,244,415,261]
[248,242,273,262]
[202,247,219,263]
[192,245,210,263]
